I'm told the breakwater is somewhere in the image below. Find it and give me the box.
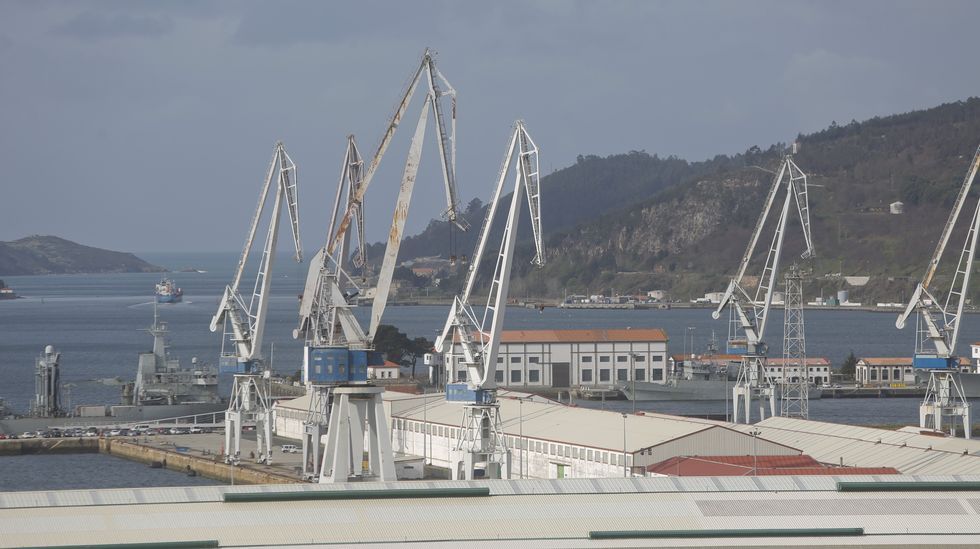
[0,437,99,456]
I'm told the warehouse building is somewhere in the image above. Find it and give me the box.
[433,328,669,389]
[856,356,971,386]
[388,391,800,479]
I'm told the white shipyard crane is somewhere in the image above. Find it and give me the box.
[896,143,980,438]
[434,120,544,481]
[210,142,302,465]
[294,50,470,482]
[712,151,813,424]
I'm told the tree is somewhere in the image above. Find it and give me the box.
[408,337,434,380]
[373,324,412,364]
[840,350,858,380]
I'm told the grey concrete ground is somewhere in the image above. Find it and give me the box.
[127,431,310,481]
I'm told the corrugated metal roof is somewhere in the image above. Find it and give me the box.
[728,416,980,475]
[392,393,795,455]
[7,478,980,547]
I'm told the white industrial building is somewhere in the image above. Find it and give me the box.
[274,389,800,480]
[765,357,832,385]
[390,393,799,479]
[433,328,669,389]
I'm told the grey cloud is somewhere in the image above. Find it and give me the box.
[55,10,175,40]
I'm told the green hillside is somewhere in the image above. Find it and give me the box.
[370,97,980,304]
[0,235,164,275]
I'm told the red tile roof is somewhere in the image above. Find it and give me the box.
[456,328,668,344]
[646,455,899,476]
[859,357,971,367]
[501,328,668,343]
[766,357,831,367]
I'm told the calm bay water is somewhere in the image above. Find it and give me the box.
[2,252,980,489]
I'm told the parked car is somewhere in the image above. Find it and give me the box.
[189,426,204,434]
[280,444,299,454]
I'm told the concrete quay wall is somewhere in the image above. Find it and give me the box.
[0,437,99,456]
[100,439,299,485]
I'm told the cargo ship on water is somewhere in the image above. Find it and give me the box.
[155,276,183,303]
[0,279,17,300]
[0,309,225,434]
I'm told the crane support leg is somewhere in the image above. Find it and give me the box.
[318,386,395,483]
[732,356,776,424]
[224,374,273,465]
[920,371,972,438]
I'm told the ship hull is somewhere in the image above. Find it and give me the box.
[622,380,823,401]
[0,402,227,434]
[156,293,182,303]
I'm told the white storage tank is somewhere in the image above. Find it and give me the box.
[837,290,849,304]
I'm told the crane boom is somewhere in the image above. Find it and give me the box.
[327,49,467,261]
[210,142,302,369]
[440,121,544,394]
[712,155,813,352]
[896,143,980,359]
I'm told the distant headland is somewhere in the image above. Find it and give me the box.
[0,235,165,275]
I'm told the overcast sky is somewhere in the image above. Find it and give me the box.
[1,1,978,253]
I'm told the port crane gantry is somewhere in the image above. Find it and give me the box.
[434,120,544,480]
[210,142,302,465]
[713,148,813,424]
[896,143,980,438]
[294,49,469,482]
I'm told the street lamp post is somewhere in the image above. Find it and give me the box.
[519,398,524,479]
[750,428,761,475]
[621,413,628,477]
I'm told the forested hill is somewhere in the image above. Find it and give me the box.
[0,236,164,275]
[364,151,733,263]
[372,97,980,303]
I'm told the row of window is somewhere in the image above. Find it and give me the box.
[494,354,665,364]
[393,418,631,467]
[461,367,667,384]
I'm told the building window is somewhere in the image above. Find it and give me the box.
[529,357,539,364]
[535,441,542,452]
[528,370,540,383]
[652,355,664,362]
[882,369,889,381]
[587,449,594,461]
[495,371,504,383]
[599,356,610,363]
[634,355,646,362]
[617,355,628,363]
[870,369,877,381]
[550,443,556,455]
[497,357,503,363]
[635,369,645,381]
[582,356,593,363]
[602,452,608,464]
[564,445,570,457]
[600,369,610,382]
[510,356,522,363]
[511,370,522,383]
[572,447,579,459]
[581,369,593,382]
[617,369,628,381]
[458,371,467,381]
[894,368,901,380]
[652,368,664,381]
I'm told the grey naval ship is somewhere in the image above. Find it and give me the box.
[0,309,225,434]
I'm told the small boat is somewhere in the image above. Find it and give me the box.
[0,280,17,300]
[155,277,183,303]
